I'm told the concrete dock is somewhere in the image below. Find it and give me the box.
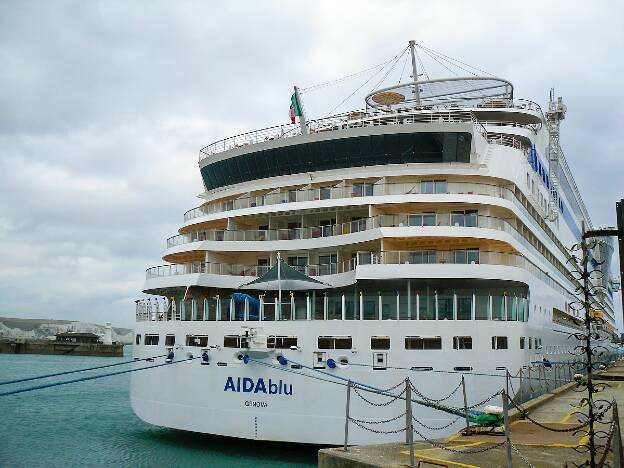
[319,362,624,467]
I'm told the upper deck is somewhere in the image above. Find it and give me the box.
[199,99,543,162]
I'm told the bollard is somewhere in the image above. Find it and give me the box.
[405,378,414,468]
[344,380,351,451]
[502,390,513,468]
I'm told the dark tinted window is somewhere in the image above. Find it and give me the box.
[405,336,442,350]
[202,132,472,190]
[267,336,298,348]
[371,336,390,350]
[144,335,159,345]
[224,335,240,348]
[318,336,352,349]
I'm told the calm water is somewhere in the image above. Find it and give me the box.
[0,347,317,467]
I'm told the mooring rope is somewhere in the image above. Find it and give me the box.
[245,356,485,419]
[0,356,199,398]
[0,354,168,386]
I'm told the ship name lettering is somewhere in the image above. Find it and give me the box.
[224,376,293,395]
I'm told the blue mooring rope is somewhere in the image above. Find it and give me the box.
[0,354,168,386]
[0,356,200,397]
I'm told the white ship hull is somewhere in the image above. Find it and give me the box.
[131,59,618,445]
[131,311,581,445]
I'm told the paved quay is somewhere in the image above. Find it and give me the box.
[319,362,624,467]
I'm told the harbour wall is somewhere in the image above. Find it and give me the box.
[0,339,124,357]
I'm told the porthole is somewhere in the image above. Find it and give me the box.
[337,355,350,368]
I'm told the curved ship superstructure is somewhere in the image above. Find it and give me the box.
[130,43,618,445]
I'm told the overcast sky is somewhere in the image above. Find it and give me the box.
[1,1,622,329]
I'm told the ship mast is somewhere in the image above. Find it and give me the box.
[408,40,421,107]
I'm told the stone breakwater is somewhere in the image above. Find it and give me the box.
[0,338,124,357]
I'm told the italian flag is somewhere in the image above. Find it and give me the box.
[289,92,302,124]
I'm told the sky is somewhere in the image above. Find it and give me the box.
[0,1,622,328]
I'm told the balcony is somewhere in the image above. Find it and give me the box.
[183,180,512,221]
[145,248,570,299]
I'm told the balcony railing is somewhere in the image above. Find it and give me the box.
[198,103,541,160]
[183,180,514,222]
[169,213,514,248]
[145,248,572,300]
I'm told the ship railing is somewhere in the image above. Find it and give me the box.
[179,180,574,284]
[198,101,543,160]
[163,210,573,294]
[169,213,519,248]
[183,180,513,221]
[144,248,572,302]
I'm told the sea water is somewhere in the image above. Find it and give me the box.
[0,347,317,467]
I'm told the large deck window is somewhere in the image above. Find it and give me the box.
[201,132,472,190]
[151,279,529,324]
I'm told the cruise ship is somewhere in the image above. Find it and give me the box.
[130,42,618,445]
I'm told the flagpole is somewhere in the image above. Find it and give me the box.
[294,86,308,134]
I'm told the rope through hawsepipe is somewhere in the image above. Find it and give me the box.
[0,354,168,386]
[0,356,199,398]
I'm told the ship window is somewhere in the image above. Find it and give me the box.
[144,334,159,346]
[202,133,472,190]
[528,337,533,349]
[371,336,390,350]
[453,336,472,350]
[165,334,175,346]
[451,210,478,227]
[453,249,480,264]
[186,335,208,347]
[135,334,141,345]
[454,366,473,372]
[405,336,442,350]
[520,337,525,350]
[421,180,447,194]
[352,183,374,197]
[408,250,437,264]
[267,336,298,348]
[317,336,352,349]
[491,336,508,350]
[287,256,308,273]
[319,186,332,200]
[224,335,247,348]
[408,213,437,227]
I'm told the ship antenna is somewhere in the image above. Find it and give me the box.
[408,40,421,107]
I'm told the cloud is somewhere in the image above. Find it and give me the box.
[0,0,622,328]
